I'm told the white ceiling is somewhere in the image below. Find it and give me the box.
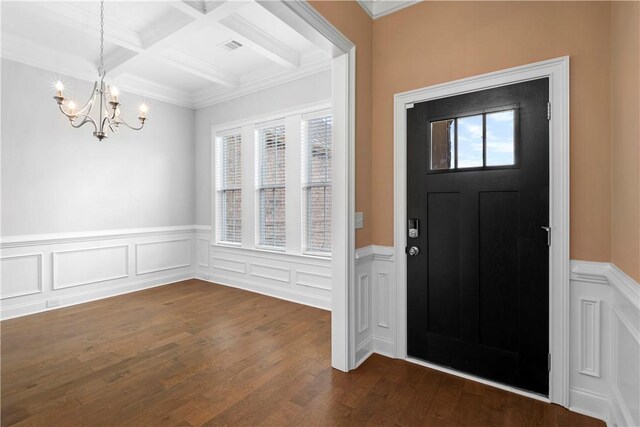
[1,1,332,108]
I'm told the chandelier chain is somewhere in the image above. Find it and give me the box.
[98,0,105,77]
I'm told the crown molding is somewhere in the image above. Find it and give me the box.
[357,0,422,19]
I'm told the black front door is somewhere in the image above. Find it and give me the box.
[406,78,550,395]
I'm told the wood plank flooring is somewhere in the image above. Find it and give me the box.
[1,279,603,426]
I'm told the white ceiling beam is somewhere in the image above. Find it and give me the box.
[170,0,207,19]
[254,1,342,58]
[219,14,300,69]
[35,1,144,53]
[107,1,245,78]
[159,48,238,87]
[0,33,193,108]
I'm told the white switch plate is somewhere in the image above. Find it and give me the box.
[355,212,364,229]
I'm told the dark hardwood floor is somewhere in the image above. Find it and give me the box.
[1,279,603,426]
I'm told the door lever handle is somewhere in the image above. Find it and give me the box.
[541,226,551,246]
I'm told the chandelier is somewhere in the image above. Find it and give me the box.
[52,0,147,141]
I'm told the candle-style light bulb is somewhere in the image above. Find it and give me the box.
[55,80,64,97]
[139,103,149,119]
[67,100,77,115]
[110,86,120,102]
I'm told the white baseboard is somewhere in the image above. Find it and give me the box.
[373,336,395,358]
[569,387,611,422]
[195,271,331,311]
[355,337,373,368]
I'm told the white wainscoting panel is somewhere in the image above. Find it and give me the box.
[296,270,331,291]
[568,261,639,425]
[357,273,370,334]
[197,239,210,267]
[609,265,640,427]
[375,271,390,329]
[354,245,396,367]
[53,245,129,289]
[211,256,246,274]
[579,298,601,377]
[250,263,291,283]
[135,239,191,275]
[1,253,42,299]
[1,226,197,320]
[195,237,331,311]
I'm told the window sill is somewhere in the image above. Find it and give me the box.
[215,241,242,248]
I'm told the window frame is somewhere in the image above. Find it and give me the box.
[210,102,332,259]
[255,120,287,251]
[301,109,333,257]
[215,128,243,247]
[428,104,520,174]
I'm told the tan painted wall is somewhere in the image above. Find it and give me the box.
[372,1,612,262]
[610,1,640,283]
[313,1,638,281]
[309,0,373,248]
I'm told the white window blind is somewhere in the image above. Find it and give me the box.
[258,124,286,248]
[216,132,242,244]
[302,114,332,254]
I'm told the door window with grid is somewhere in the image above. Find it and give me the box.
[257,124,286,249]
[216,132,242,244]
[302,114,332,254]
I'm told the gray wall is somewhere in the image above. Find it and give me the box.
[194,69,331,225]
[1,59,195,236]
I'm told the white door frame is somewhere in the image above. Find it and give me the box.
[260,1,357,371]
[393,57,571,405]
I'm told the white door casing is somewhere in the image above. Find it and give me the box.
[393,57,570,404]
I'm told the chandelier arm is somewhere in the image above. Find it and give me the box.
[115,115,145,131]
[68,114,98,131]
[76,83,100,115]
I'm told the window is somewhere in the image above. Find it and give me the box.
[430,108,517,171]
[302,113,332,254]
[216,132,242,244]
[257,124,286,248]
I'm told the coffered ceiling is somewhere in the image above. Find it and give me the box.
[1,1,332,108]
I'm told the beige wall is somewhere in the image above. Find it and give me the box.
[312,1,639,280]
[372,1,613,261]
[610,1,640,282]
[309,0,373,248]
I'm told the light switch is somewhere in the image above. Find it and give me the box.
[355,212,364,229]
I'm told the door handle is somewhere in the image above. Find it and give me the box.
[541,226,551,246]
[408,246,420,256]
